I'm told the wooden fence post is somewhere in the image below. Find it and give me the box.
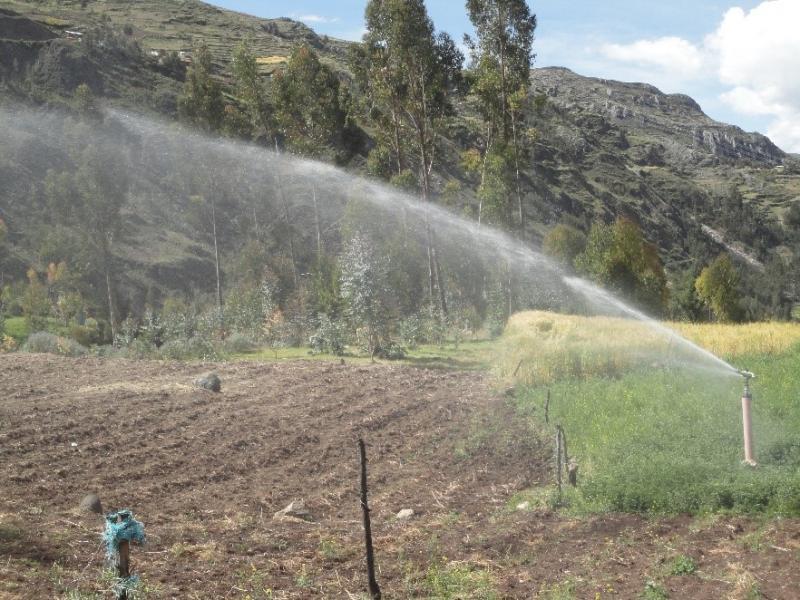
[117,533,130,600]
[358,438,381,600]
[544,389,550,424]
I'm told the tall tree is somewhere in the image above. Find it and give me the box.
[232,40,272,141]
[576,219,668,314]
[273,44,346,157]
[273,44,349,262]
[359,0,461,316]
[695,254,743,322]
[179,42,225,132]
[465,0,536,234]
[72,141,130,341]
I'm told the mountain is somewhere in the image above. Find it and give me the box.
[1,0,798,321]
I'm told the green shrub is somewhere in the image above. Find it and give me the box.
[642,581,668,600]
[69,320,102,347]
[159,336,221,361]
[669,555,697,576]
[376,341,406,360]
[399,315,424,350]
[309,314,346,356]
[223,332,256,354]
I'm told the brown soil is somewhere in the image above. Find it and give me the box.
[1,354,798,599]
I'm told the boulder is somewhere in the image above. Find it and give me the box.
[194,372,221,392]
[79,493,103,514]
[273,500,313,522]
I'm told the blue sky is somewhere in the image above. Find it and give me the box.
[211,1,800,152]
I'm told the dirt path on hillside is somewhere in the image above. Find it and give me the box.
[1,355,798,599]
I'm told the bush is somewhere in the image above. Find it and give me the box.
[118,339,158,360]
[1,334,17,353]
[375,341,406,360]
[69,319,103,347]
[309,314,346,356]
[158,335,222,361]
[23,331,87,357]
[223,332,256,354]
[398,315,424,349]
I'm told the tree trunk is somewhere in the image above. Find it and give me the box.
[478,124,493,227]
[512,111,524,238]
[211,196,222,314]
[392,105,403,176]
[104,250,117,343]
[274,168,299,288]
[432,239,448,317]
[312,183,323,258]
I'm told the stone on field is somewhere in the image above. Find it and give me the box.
[396,508,415,520]
[273,500,313,522]
[79,493,103,514]
[194,372,221,392]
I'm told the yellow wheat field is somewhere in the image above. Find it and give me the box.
[256,56,288,65]
[495,311,800,385]
[670,321,800,357]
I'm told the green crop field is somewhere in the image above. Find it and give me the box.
[503,312,800,515]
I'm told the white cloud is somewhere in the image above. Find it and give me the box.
[707,0,800,152]
[600,36,705,77]
[290,13,339,24]
[590,1,800,152]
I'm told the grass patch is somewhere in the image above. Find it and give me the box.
[506,312,800,516]
[3,317,29,343]
[668,554,697,576]
[233,339,497,371]
[424,561,498,599]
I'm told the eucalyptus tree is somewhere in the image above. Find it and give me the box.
[273,44,348,262]
[357,0,463,316]
[465,0,536,233]
[72,140,131,341]
[179,42,225,133]
[232,40,273,142]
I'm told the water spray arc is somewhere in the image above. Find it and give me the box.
[2,106,758,469]
[738,370,757,466]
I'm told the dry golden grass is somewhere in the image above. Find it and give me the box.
[671,321,800,357]
[256,55,288,65]
[495,311,800,385]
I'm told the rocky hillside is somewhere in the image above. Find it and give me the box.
[0,0,798,318]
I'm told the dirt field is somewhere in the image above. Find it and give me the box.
[1,354,798,599]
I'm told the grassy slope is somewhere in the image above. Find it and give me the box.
[0,0,350,73]
[501,311,800,515]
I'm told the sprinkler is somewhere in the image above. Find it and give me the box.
[738,370,757,466]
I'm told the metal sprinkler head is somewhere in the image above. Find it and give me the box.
[738,370,755,396]
[738,370,756,381]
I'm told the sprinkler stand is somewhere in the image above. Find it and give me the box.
[739,371,757,467]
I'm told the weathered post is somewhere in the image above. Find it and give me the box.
[103,510,145,600]
[358,438,381,600]
[544,389,550,424]
[555,426,563,495]
[117,533,130,599]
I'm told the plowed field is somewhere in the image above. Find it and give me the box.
[1,354,798,598]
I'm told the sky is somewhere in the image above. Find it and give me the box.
[210,0,800,153]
